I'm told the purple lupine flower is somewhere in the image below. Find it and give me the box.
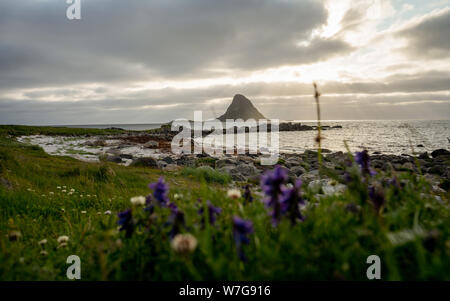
[280,179,305,224]
[144,194,155,213]
[148,177,170,206]
[117,209,134,238]
[198,200,222,226]
[167,205,185,239]
[260,166,289,225]
[232,216,254,261]
[369,184,385,213]
[355,150,375,177]
[243,185,253,203]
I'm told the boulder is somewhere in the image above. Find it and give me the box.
[143,141,159,149]
[106,155,122,163]
[216,158,237,169]
[431,149,449,158]
[290,166,306,176]
[119,154,133,160]
[131,157,158,167]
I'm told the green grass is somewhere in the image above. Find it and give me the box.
[181,167,231,185]
[0,126,449,280]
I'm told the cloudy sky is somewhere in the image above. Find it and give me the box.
[0,0,449,125]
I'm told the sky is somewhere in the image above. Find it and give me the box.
[0,0,449,125]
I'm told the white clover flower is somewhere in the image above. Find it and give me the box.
[61,190,67,193]
[79,195,83,198]
[130,196,146,206]
[41,194,46,197]
[104,210,112,215]
[68,192,73,195]
[57,186,61,189]
[174,193,183,201]
[70,188,75,192]
[87,194,91,198]
[40,250,48,256]
[62,186,67,189]
[81,211,87,214]
[227,189,242,200]
[49,192,54,195]
[57,235,69,243]
[58,242,68,249]
[171,233,198,254]
[38,239,47,246]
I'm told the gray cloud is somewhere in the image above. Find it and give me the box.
[397,8,450,59]
[0,0,353,90]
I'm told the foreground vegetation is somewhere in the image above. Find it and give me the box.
[0,126,449,280]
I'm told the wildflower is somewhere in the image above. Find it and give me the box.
[68,192,73,195]
[8,231,22,241]
[243,185,253,203]
[57,186,61,189]
[40,250,48,256]
[144,195,155,213]
[81,211,87,214]
[149,177,170,206]
[70,189,75,192]
[130,195,146,206]
[198,200,222,226]
[369,184,386,213]
[260,166,289,225]
[61,208,65,212]
[63,186,67,189]
[97,212,101,215]
[80,195,83,198]
[355,150,375,177]
[57,235,69,243]
[58,242,68,248]
[117,209,134,238]
[168,205,185,239]
[174,193,183,201]
[49,192,54,195]
[233,216,254,261]
[227,189,241,200]
[171,233,198,254]
[61,190,67,193]
[87,194,91,198]
[38,239,48,246]
[104,210,112,215]
[280,179,305,225]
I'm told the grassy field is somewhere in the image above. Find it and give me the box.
[0,126,449,280]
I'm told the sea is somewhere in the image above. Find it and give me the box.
[58,120,450,155]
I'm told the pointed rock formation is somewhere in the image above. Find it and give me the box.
[218,94,266,121]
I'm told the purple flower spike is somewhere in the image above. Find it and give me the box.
[148,177,170,206]
[233,216,254,261]
[355,150,375,177]
[117,209,134,238]
[198,200,222,226]
[369,184,385,213]
[260,165,289,225]
[280,179,305,224]
[243,185,253,203]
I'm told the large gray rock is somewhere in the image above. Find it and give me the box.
[290,166,306,176]
[143,141,159,149]
[308,179,346,196]
[431,149,449,158]
[106,155,122,163]
[216,158,237,169]
[131,157,158,167]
